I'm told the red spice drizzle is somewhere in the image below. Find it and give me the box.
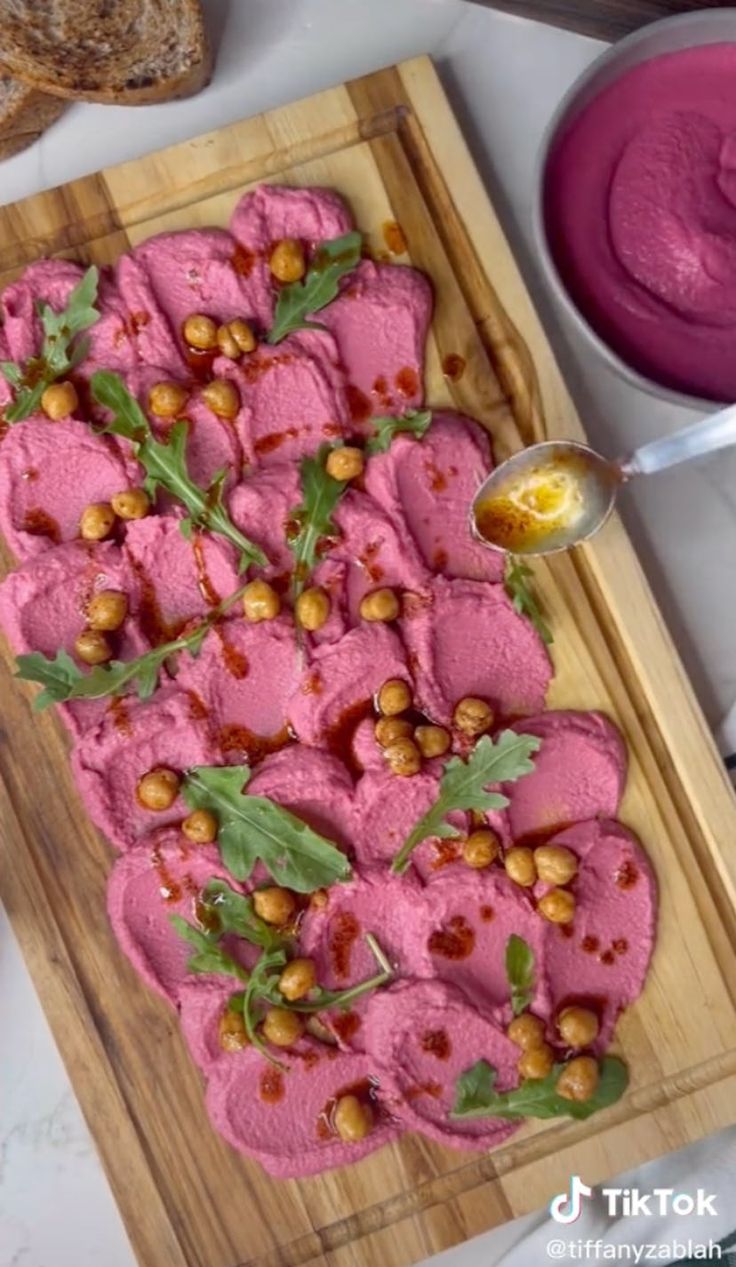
[600,949,615,966]
[231,244,257,277]
[358,542,384,583]
[430,839,461,871]
[420,1029,451,1060]
[615,859,639,889]
[404,1081,442,1102]
[581,935,599,954]
[479,905,495,923]
[22,508,60,543]
[330,1011,361,1045]
[107,696,132,736]
[184,344,217,381]
[382,220,407,255]
[613,938,628,955]
[259,1068,285,1104]
[128,557,183,645]
[428,915,475,961]
[324,698,374,776]
[186,689,209,721]
[346,383,372,424]
[395,366,419,398]
[150,839,182,903]
[301,670,324,696]
[425,461,447,493]
[253,427,299,456]
[217,724,290,765]
[192,533,220,607]
[442,353,466,382]
[213,624,248,678]
[329,911,361,980]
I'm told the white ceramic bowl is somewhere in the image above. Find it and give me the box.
[533,8,736,412]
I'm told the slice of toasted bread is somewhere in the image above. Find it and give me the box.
[0,0,212,105]
[0,75,66,158]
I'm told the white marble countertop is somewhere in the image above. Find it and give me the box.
[1,3,734,1266]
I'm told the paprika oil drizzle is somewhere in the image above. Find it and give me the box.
[428,915,475,960]
[329,911,361,980]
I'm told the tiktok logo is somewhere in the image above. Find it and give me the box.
[549,1175,593,1224]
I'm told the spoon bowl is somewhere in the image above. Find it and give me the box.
[471,440,620,556]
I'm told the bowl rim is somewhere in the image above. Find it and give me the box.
[532,7,736,414]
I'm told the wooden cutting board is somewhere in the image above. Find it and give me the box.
[2,57,736,1267]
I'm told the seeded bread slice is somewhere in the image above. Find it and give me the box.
[0,1,212,105]
[0,75,66,158]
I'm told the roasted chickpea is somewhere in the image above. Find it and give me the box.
[384,737,422,777]
[557,1007,599,1049]
[262,1006,303,1048]
[538,887,576,925]
[183,313,218,350]
[334,1094,374,1143]
[86,589,128,632]
[202,378,240,420]
[556,1055,600,1103]
[182,809,218,845]
[216,324,240,359]
[518,1042,555,1081]
[269,238,306,283]
[41,380,78,420]
[79,502,115,541]
[242,579,281,623]
[148,381,189,418]
[136,767,180,811]
[310,888,329,910]
[453,696,494,737]
[507,1013,546,1052]
[74,629,112,665]
[111,488,150,521]
[229,319,256,353]
[253,886,296,927]
[534,845,578,887]
[359,587,400,622]
[377,678,412,717]
[504,846,537,888]
[414,724,451,759]
[462,829,500,870]
[375,716,413,748]
[326,446,365,482]
[278,958,317,1002]
[295,586,330,631]
[218,1007,249,1052]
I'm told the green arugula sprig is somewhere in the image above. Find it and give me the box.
[197,879,287,951]
[170,914,251,981]
[15,584,247,709]
[391,731,540,874]
[182,765,352,893]
[90,371,267,572]
[506,935,535,1017]
[287,443,347,602]
[365,409,432,456]
[229,933,392,1068]
[267,231,363,345]
[452,1056,629,1122]
[1,267,100,423]
[505,557,553,645]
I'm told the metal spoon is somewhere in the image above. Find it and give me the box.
[471,401,736,557]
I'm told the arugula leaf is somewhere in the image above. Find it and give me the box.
[15,583,247,708]
[287,443,347,601]
[267,231,362,345]
[182,765,352,893]
[3,267,100,423]
[242,947,291,1067]
[505,557,553,645]
[169,914,250,982]
[90,371,267,571]
[391,731,540,874]
[505,935,535,1016]
[452,1056,629,1122]
[198,879,286,952]
[365,409,433,456]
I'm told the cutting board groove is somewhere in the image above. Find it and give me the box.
[1,57,736,1267]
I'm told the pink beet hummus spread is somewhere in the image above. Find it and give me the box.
[0,183,657,1180]
[544,43,736,401]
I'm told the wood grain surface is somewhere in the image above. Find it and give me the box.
[469,0,722,41]
[1,56,736,1267]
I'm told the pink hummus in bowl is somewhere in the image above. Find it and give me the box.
[0,182,656,1180]
[538,15,736,406]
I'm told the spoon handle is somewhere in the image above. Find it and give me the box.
[619,402,736,478]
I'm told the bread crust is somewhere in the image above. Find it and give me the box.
[0,78,66,158]
[0,1,212,105]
